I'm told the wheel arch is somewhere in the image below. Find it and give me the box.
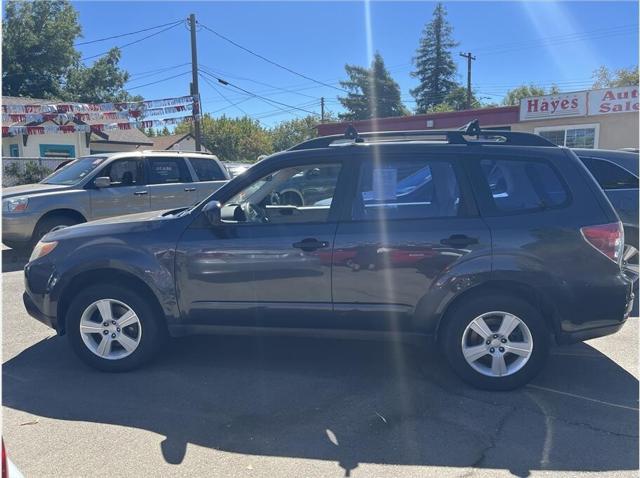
[35,208,87,232]
[433,280,560,341]
[57,268,168,336]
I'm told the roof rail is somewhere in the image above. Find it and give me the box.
[139,149,217,155]
[289,119,556,151]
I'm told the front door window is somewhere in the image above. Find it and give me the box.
[222,163,342,224]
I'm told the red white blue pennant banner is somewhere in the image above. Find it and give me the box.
[2,103,194,124]
[2,116,193,136]
[2,95,195,114]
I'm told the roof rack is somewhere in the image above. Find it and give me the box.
[139,150,217,155]
[289,119,556,151]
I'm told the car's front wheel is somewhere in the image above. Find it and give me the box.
[440,294,550,390]
[66,284,166,372]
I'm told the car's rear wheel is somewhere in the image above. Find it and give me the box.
[66,284,165,372]
[440,294,550,390]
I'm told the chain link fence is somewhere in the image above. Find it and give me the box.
[2,157,72,187]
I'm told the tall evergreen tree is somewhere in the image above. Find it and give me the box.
[410,3,459,113]
[338,52,408,120]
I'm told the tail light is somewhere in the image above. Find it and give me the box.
[580,222,624,264]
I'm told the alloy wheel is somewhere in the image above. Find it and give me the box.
[461,311,533,378]
[79,299,142,360]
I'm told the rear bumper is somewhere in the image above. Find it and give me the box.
[556,282,634,344]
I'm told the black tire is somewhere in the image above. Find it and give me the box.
[31,214,82,247]
[3,240,30,252]
[66,284,166,372]
[440,294,550,391]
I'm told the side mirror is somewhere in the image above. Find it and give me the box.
[94,176,111,188]
[202,201,222,226]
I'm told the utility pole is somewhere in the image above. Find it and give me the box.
[189,13,202,151]
[320,97,325,123]
[459,52,476,110]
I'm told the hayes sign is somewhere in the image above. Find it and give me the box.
[588,86,639,116]
[519,92,587,121]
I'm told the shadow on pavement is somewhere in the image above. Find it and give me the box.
[3,333,638,476]
[2,248,29,273]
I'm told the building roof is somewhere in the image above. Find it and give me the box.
[316,106,520,136]
[90,128,153,146]
[151,132,192,150]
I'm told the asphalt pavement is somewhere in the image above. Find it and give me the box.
[2,247,638,478]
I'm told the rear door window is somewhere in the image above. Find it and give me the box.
[353,159,461,220]
[147,157,191,184]
[580,157,639,190]
[188,157,226,181]
[480,158,569,213]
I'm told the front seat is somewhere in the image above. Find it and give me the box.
[121,171,134,186]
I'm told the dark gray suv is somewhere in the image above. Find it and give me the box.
[23,123,635,390]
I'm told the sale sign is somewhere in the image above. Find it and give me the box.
[588,86,639,115]
[519,92,587,121]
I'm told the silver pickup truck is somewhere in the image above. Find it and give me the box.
[3,151,229,249]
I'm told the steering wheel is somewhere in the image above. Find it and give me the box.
[269,191,281,205]
[241,202,269,223]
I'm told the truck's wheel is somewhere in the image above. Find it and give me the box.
[440,294,550,390]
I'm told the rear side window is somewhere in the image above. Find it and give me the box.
[353,159,460,220]
[147,158,191,184]
[580,157,639,190]
[480,159,568,213]
[188,157,226,181]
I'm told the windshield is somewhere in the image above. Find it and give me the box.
[42,156,108,185]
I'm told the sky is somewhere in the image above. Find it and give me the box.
[71,1,639,127]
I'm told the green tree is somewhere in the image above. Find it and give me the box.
[338,52,408,120]
[501,84,560,106]
[429,85,481,112]
[63,48,139,103]
[3,0,139,102]
[161,126,170,136]
[592,65,639,89]
[177,115,272,162]
[411,3,459,113]
[2,0,81,98]
[270,115,320,151]
[146,128,156,137]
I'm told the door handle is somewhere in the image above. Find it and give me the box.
[133,190,148,196]
[184,187,196,192]
[440,234,478,248]
[293,238,329,252]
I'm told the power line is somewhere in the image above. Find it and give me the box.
[199,64,320,100]
[200,73,249,116]
[197,22,348,93]
[127,70,191,90]
[126,63,191,82]
[199,69,319,116]
[82,22,183,61]
[75,19,184,46]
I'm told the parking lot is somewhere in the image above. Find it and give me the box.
[2,246,638,478]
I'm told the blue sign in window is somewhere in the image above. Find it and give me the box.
[9,144,19,157]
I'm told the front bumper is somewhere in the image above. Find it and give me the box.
[23,291,58,331]
[2,211,39,243]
